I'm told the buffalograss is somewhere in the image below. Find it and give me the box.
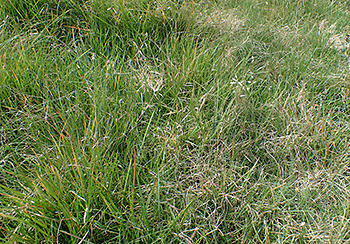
[1,0,350,243]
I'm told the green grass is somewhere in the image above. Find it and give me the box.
[1,0,350,243]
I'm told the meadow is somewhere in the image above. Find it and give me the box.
[1,0,350,243]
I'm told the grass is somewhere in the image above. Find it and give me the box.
[1,0,350,243]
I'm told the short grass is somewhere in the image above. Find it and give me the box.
[1,0,350,243]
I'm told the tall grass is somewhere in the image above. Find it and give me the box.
[1,0,350,243]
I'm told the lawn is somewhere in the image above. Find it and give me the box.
[1,0,350,243]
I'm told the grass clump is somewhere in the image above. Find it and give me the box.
[1,0,350,243]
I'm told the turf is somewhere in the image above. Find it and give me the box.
[1,0,350,243]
